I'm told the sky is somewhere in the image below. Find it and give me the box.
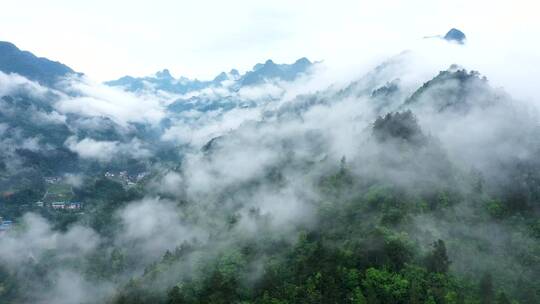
[1,0,539,81]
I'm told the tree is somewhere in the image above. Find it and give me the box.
[361,268,409,304]
[425,240,450,273]
[495,292,511,304]
[479,273,494,304]
[350,287,367,304]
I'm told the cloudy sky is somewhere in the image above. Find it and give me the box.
[1,0,538,81]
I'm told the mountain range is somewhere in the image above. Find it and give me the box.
[105,57,314,94]
[1,28,539,304]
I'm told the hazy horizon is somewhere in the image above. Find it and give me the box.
[2,0,539,81]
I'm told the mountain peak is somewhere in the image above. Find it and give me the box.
[0,41,18,51]
[444,28,466,44]
[240,58,313,86]
[212,71,228,83]
[155,69,173,79]
[252,59,276,71]
[294,57,311,65]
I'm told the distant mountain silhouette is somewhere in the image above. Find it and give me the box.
[0,41,78,86]
[443,28,466,44]
[106,58,313,93]
[239,57,312,86]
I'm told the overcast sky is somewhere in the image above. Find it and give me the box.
[1,0,539,81]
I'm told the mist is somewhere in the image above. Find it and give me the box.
[1,29,540,303]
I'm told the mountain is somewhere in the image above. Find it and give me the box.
[104,69,212,94]
[404,66,498,112]
[0,41,78,86]
[105,57,313,93]
[212,69,240,83]
[238,57,312,86]
[0,41,170,190]
[443,28,466,44]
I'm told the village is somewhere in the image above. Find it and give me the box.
[0,170,149,236]
[37,170,148,210]
[103,170,148,187]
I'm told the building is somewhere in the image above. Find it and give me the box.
[0,218,13,233]
[51,202,66,209]
[136,172,148,181]
[50,201,83,210]
[45,176,61,184]
[67,202,83,210]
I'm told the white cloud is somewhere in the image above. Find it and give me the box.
[65,136,119,161]
[0,213,99,266]
[65,136,152,162]
[55,76,168,126]
[116,198,207,261]
[0,71,49,98]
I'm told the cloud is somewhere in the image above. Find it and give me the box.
[63,173,84,187]
[40,270,115,304]
[0,213,99,266]
[0,213,114,304]
[237,82,283,100]
[65,136,152,162]
[0,71,50,98]
[55,76,169,126]
[162,107,262,147]
[31,109,67,125]
[150,171,185,196]
[115,198,208,262]
[65,136,119,161]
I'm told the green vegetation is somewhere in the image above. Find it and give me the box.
[43,183,74,202]
[109,160,539,304]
